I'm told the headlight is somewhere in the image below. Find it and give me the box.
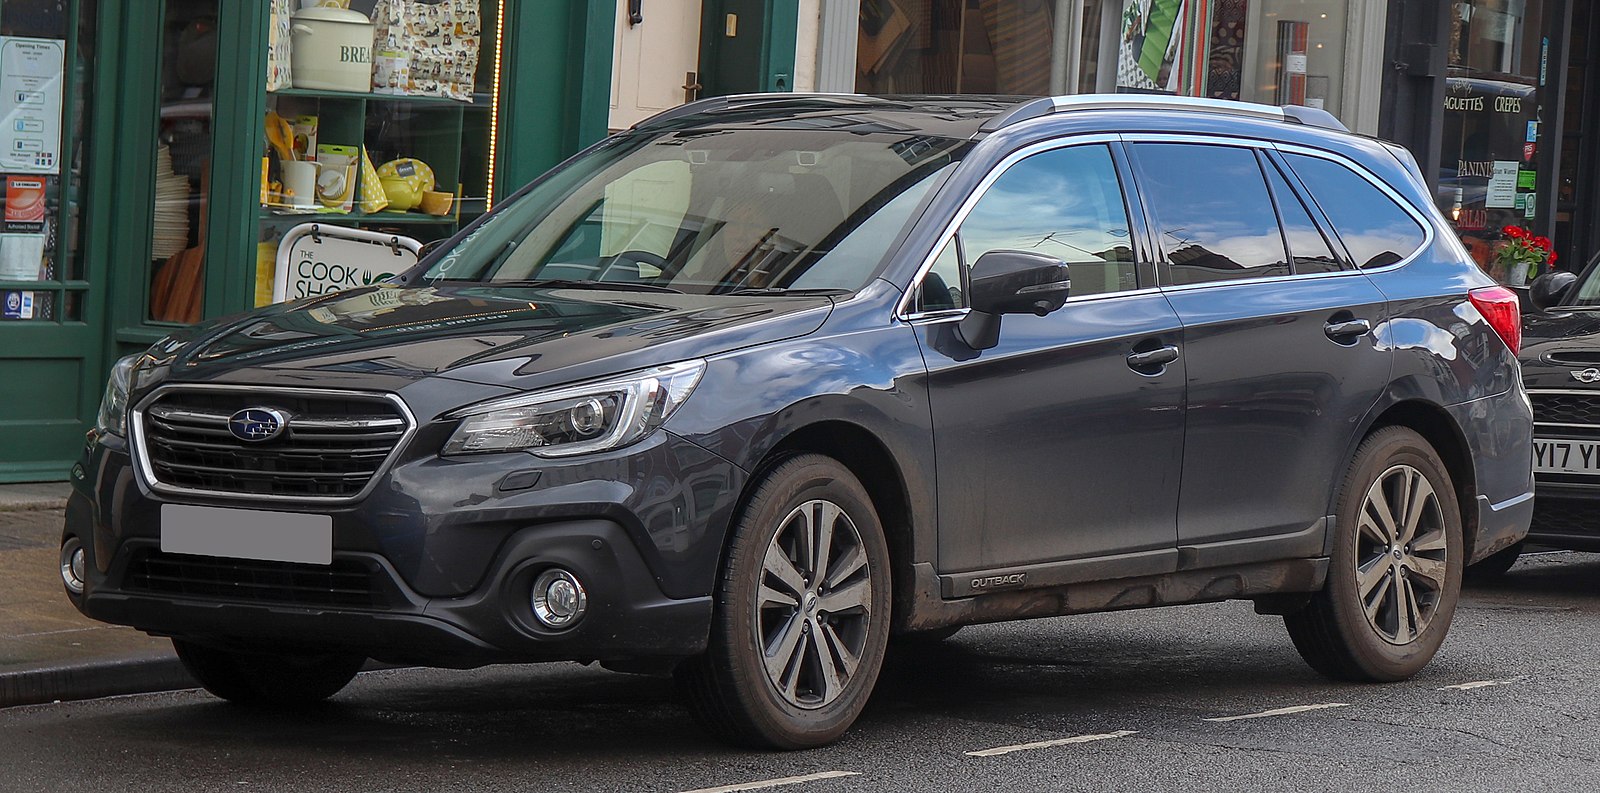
[95,354,141,436]
[443,360,706,457]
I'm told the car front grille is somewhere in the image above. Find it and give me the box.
[125,549,381,608]
[136,388,410,499]
[1531,391,1600,428]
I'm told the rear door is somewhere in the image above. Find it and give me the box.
[1126,139,1392,564]
[913,139,1186,590]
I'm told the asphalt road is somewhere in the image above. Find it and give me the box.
[4,551,1599,793]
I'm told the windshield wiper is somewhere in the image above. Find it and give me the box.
[724,287,852,296]
[488,279,685,294]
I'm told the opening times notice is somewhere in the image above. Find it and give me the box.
[0,37,63,174]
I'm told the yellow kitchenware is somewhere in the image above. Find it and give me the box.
[376,158,435,212]
[357,145,388,213]
[418,190,453,216]
[266,111,295,162]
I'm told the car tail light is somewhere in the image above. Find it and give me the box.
[1469,286,1521,354]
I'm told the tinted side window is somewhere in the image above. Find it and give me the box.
[1283,153,1426,269]
[1264,159,1342,275]
[918,238,964,311]
[1132,143,1288,285]
[958,144,1137,298]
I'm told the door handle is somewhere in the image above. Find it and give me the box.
[684,71,702,102]
[628,0,643,26]
[1127,345,1180,370]
[1324,318,1373,340]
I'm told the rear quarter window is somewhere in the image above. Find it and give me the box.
[1283,153,1427,269]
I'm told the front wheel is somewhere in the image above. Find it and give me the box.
[173,639,365,707]
[677,454,892,749]
[1285,427,1463,682]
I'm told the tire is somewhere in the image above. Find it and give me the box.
[1465,541,1523,582]
[1285,426,1464,682]
[676,454,892,749]
[173,639,365,707]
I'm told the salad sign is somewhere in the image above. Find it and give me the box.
[272,223,424,302]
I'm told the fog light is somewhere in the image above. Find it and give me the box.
[60,537,85,595]
[531,568,587,629]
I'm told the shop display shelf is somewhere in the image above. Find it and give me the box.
[268,87,469,106]
[258,208,459,226]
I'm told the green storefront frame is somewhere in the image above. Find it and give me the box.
[1,0,617,482]
[1,0,804,482]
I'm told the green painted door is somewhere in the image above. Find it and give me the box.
[699,0,799,96]
[0,0,107,482]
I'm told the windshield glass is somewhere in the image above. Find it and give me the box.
[422,128,965,294]
[1570,262,1600,307]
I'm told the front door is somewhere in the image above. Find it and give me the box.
[609,0,705,130]
[0,3,105,481]
[1126,140,1393,556]
[914,141,1185,588]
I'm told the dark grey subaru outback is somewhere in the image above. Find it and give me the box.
[65,94,1533,749]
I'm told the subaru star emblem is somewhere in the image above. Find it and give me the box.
[1573,368,1600,384]
[228,408,287,442]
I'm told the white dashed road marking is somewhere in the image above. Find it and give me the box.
[1439,677,1523,691]
[965,730,1139,757]
[678,770,861,793]
[1202,703,1350,722]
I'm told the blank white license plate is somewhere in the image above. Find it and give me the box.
[161,504,332,565]
[1534,438,1600,476]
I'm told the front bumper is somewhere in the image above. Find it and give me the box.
[64,428,743,667]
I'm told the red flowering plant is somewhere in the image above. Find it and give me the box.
[1496,225,1555,285]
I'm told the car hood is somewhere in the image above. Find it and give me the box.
[1521,307,1600,390]
[139,284,834,399]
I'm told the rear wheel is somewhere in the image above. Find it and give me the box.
[1285,427,1463,681]
[677,454,891,749]
[173,639,364,707]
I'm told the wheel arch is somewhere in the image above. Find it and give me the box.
[731,420,920,633]
[1362,400,1480,561]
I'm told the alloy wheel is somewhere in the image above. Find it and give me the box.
[1355,463,1449,645]
[755,498,873,709]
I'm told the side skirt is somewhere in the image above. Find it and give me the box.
[898,558,1329,632]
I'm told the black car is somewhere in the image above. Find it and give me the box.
[64,94,1533,749]
[1481,263,1600,573]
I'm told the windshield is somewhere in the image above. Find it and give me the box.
[1569,261,1600,307]
[421,127,965,294]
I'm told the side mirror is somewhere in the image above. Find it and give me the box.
[418,239,448,260]
[1530,270,1578,312]
[957,250,1071,350]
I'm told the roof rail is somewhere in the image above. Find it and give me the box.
[631,92,867,131]
[981,93,1349,134]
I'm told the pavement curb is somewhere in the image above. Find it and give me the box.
[0,499,68,513]
[0,653,196,709]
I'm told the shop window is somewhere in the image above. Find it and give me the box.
[0,2,98,325]
[1131,143,1287,285]
[147,1,219,324]
[257,0,502,306]
[1067,0,1352,119]
[858,0,1062,95]
[1439,0,1548,285]
[1284,152,1425,270]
